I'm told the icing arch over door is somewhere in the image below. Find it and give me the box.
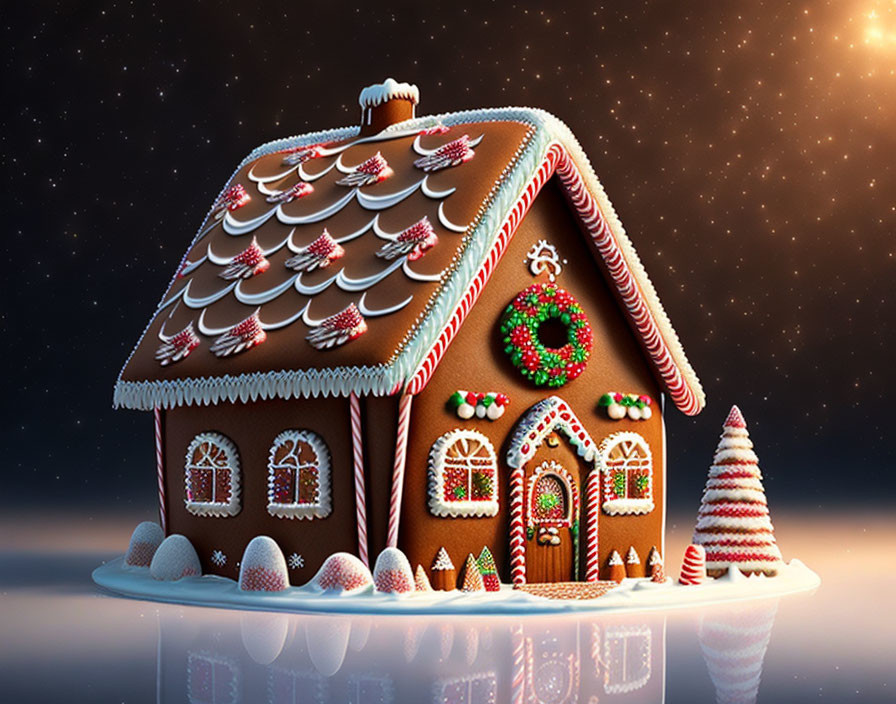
[506,396,601,585]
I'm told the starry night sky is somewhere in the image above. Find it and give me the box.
[3,2,893,513]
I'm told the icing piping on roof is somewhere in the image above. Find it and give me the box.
[115,107,703,413]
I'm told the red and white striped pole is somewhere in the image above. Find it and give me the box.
[349,392,369,567]
[153,406,167,534]
[386,392,413,548]
[511,624,525,704]
[509,465,526,585]
[584,470,601,581]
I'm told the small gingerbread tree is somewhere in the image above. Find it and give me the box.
[693,405,783,577]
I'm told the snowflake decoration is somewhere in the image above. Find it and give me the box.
[288,553,304,570]
[210,550,227,567]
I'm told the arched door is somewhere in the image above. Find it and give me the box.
[525,461,580,583]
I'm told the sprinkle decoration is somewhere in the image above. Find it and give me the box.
[500,282,593,388]
[266,180,313,204]
[306,303,367,350]
[285,230,345,272]
[210,313,267,358]
[281,145,323,166]
[219,237,270,280]
[376,217,439,261]
[448,390,510,420]
[213,184,250,217]
[414,135,476,172]
[336,152,393,187]
[599,392,653,421]
[155,322,200,366]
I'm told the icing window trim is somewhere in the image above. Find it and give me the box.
[184,432,241,518]
[598,431,654,516]
[428,429,499,518]
[266,429,332,520]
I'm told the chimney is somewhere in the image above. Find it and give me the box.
[358,78,419,136]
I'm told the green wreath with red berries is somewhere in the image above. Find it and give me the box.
[500,283,593,388]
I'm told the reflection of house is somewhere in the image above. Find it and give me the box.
[116,78,704,587]
[158,610,670,704]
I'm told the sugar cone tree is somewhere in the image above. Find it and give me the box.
[693,406,783,577]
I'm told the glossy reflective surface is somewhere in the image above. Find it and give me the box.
[1,510,892,702]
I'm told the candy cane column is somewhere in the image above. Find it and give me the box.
[349,392,369,567]
[153,406,167,534]
[386,392,413,548]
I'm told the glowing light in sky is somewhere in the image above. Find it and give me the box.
[864,3,896,47]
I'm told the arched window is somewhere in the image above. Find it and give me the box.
[527,461,579,529]
[267,430,332,519]
[428,430,499,517]
[184,432,241,517]
[599,432,654,516]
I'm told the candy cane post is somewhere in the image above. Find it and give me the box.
[679,543,707,585]
[386,393,413,548]
[349,392,369,567]
[153,406,167,534]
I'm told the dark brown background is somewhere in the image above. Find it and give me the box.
[3,2,892,515]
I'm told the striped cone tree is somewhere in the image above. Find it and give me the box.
[693,406,783,577]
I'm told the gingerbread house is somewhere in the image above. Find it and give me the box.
[114,79,704,587]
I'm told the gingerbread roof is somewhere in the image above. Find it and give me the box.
[115,93,705,415]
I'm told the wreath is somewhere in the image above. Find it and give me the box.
[500,283,593,387]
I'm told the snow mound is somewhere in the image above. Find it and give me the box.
[125,521,164,567]
[150,534,200,581]
[239,536,288,592]
[373,548,414,594]
[309,552,373,594]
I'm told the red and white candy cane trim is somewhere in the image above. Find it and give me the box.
[584,469,601,581]
[509,465,527,585]
[349,393,369,567]
[154,406,166,534]
[406,143,702,415]
[553,149,702,415]
[386,393,413,548]
[407,144,562,397]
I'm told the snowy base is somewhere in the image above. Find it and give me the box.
[93,558,819,616]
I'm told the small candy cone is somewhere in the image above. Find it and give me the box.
[680,543,707,585]
[430,547,456,591]
[625,546,644,578]
[460,553,485,592]
[606,550,626,583]
[414,564,433,592]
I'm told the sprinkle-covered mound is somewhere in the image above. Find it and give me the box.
[692,406,783,577]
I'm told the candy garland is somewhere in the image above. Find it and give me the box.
[599,392,653,421]
[210,312,267,358]
[305,304,367,350]
[265,180,313,204]
[448,391,510,420]
[500,283,593,388]
[155,322,200,366]
[414,135,476,172]
[219,237,270,280]
[336,152,393,187]
[213,184,250,218]
[285,230,345,272]
[375,217,439,261]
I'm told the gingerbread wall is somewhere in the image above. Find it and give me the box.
[162,395,363,584]
[398,177,667,583]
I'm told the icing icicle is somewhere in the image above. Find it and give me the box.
[210,313,267,358]
[285,230,345,272]
[375,217,438,261]
[306,304,367,350]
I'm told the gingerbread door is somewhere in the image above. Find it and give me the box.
[525,460,581,583]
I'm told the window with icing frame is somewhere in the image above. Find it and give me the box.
[599,431,654,516]
[428,429,499,517]
[184,432,241,517]
[267,429,332,519]
[602,625,652,695]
